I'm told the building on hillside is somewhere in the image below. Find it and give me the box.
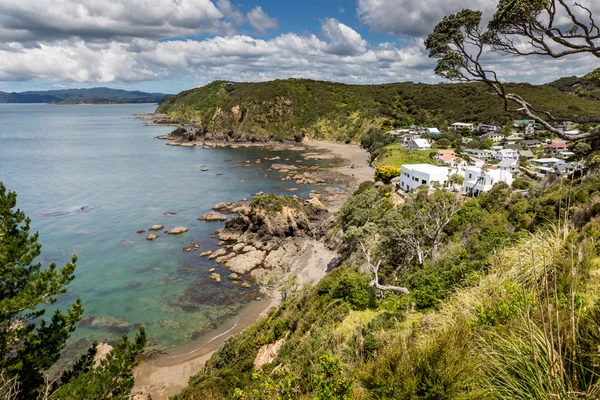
[532,158,562,167]
[502,136,523,145]
[439,155,467,168]
[481,132,504,142]
[464,149,496,160]
[399,133,421,146]
[498,158,519,172]
[468,156,485,168]
[564,130,581,137]
[544,143,569,156]
[558,151,576,159]
[463,167,514,197]
[398,164,453,192]
[556,121,574,132]
[407,138,431,151]
[452,122,475,131]
[554,162,584,177]
[521,139,543,149]
[514,119,536,128]
[419,127,441,135]
[495,149,520,161]
[490,145,504,151]
[519,150,535,160]
[478,124,500,133]
[435,149,455,159]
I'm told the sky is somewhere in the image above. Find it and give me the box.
[0,0,598,94]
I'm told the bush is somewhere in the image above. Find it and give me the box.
[374,165,401,184]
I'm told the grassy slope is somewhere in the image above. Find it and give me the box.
[374,144,435,167]
[156,79,600,142]
[172,174,600,399]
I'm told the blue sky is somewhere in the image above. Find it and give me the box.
[0,0,597,94]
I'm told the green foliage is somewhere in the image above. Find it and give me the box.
[0,182,146,399]
[0,182,81,398]
[52,328,147,399]
[321,269,376,311]
[374,144,434,167]
[313,355,353,400]
[374,165,401,184]
[157,79,600,143]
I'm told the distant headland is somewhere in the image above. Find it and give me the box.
[0,87,171,104]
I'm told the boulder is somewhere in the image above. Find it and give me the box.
[228,273,241,280]
[254,335,288,369]
[241,281,252,288]
[208,248,228,259]
[224,249,266,274]
[198,211,227,221]
[232,243,245,252]
[136,230,146,234]
[168,226,188,235]
[93,343,114,366]
[208,273,222,283]
[129,391,152,400]
[201,168,209,171]
[212,202,228,211]
[146,234,159,241]
[148,225,164,231]
[199,250,212,257]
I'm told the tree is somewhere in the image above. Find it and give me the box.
[0,182,146,399]
[572,142,592,159]
[448,174,465,192]
[425,2,600,141]
[0,182,81,398]
[382,187,462,267]
[436,138,452,149]
[374,165,401,184]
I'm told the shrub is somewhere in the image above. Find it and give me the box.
[374,165,401,184]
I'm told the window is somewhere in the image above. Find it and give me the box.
[422,179,427,184]
[469,174,472,179]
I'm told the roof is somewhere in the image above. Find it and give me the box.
[437,149,455,155]
[426,128,441,134]
[514,119,536,124]
[453,122,474,126]
[410,138,431,147]
[519,150,535,158]
[532,158,562,164]
[498,159,518,168]
[547,143,568,149]
[469,156,484,163]
[522,139,542,144]
[401,164,450,174]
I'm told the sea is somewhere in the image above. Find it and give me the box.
[0,103,325,354]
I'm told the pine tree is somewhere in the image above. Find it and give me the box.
[0,182,146,399]
[0,182,82,398]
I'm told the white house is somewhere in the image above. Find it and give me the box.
[481,132,504,142]
[498,158,519,172]
[407,138,432,151]
[469,156,485,168]
[452,122,475,131]
[495,149,520,161]
[399,133,421,146]
[399,164,452,192]
[463,167,514,197]
[464,149,495,160]
[479,124,500,133]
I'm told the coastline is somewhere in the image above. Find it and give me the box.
[132,139,373,399]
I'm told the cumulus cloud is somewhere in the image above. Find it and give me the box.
[357,0,496,37]
[321,18,367,56]
[247,6,278,35]
[0,0,234,43]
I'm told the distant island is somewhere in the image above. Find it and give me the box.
[0,87,171,104]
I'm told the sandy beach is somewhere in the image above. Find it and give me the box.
[132,140,373,399]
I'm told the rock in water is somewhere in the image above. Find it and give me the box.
[136,230,146,234]
[198,211,227,221]
[146,234,159,241]
[212,202,228,211]
[148,225,164,231]
[201,168,209,171]
[208,272,222,283]
[168,226,188,234]
[228,273,241,280]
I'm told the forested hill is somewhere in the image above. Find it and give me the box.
[547,67,600,101]
[156,78,600,142]
[0,87,170,104]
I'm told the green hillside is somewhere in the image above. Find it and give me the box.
[172,174,600,400]
[157,79,600,142]
[547,68,600,100]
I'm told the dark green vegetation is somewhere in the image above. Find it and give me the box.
[548,68,600,101]
[0,88,170,104]
[156,78,600,142]
[174,170,600,399]
[0,182,146,399]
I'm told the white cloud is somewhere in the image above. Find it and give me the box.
[0,0,233,43]
[321,18,367,56]
[247,6,278,35]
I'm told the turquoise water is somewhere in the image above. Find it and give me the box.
[0,104,321,353]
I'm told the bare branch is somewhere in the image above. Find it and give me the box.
[360,242,409,295]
